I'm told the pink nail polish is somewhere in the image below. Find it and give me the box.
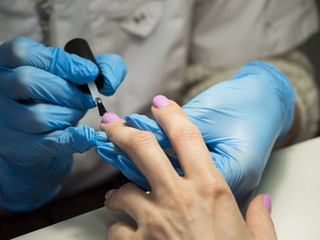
[106,220,116,230]
[153,95,170,108]
[102,113,121,123]
[263,194,272,213]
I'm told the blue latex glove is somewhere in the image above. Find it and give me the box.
[96,61,295,204]
[0,37,127,211]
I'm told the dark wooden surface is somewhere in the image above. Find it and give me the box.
[0,173,129,240]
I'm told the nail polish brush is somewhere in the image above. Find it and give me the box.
[64,38,107,116]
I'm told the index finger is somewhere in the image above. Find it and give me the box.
[0,37,98,85]
[100,113,179,191]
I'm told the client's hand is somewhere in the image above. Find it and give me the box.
[96,61,295,206]
[100,97,277,240]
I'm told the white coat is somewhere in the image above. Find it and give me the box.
[0,0,318,195]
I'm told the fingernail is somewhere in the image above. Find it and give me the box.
[153,95,170,108]
[106,220,116,230]
[263,194,272,213]
[102,113,121,123]
[105,189,117,200]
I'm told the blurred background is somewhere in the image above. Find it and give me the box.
[305,0,320,88]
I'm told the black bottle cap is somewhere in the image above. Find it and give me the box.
[64,38,104,93]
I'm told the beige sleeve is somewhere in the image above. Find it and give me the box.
[181,49,320,144]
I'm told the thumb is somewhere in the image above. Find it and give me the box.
[245,194,277,240]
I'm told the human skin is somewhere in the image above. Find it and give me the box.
[100,96,277,240]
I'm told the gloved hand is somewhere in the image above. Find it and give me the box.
[96,61,295,205]
[0,37,127,211]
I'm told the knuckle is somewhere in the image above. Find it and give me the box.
[127,130,156,148]
[200,180,232,200]
[214,186,233,199]
[171,124,202,142]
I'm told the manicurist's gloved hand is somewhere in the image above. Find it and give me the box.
[0,37,127,211]
[96,61,295,205]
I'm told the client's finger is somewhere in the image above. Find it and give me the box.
[245,194,277,240]
[101,113,179,191]
[104,183,150,222]
[151,95,218,179]
[107,221,135,240]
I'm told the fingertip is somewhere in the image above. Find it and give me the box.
[263,194,272,213]
[246,194,277,239]
[250,193,272,214]
[102,112,121,124]
[153,95,170,108]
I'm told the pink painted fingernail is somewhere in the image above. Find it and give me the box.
[263,194,272,213]
[102,113,121,123]
[153,95,170,108]
[105,189,117,200]
[106,220,116,230]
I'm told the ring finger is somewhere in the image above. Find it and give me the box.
[104,183,150,223]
